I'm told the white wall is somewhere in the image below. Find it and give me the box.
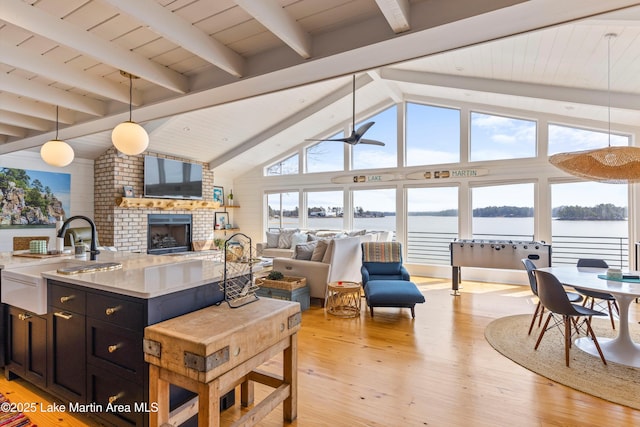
[0,151,94,252]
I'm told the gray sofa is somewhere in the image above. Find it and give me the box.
[256,229,390,258]
[271,235,373,300]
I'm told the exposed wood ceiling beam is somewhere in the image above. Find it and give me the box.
[103,0,245,78]
[367,69,403,103]
[0,94,75,124]
[0,73,106,116]
[0,0,189,93]
[0,124,27,138]
[0,41,139,106]
[0,111,50,131]
[234,0,312,59]
[380,68,640,110]
[375,0,411,33]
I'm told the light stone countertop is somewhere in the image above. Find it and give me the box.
[1,250,227,299]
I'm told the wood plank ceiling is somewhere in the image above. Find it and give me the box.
[1,0,640,177]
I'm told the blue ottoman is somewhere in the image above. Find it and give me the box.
[364,280,425,318]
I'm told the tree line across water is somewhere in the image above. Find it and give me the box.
[408,203,627,220]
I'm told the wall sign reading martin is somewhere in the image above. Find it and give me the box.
[406,168,489,180]
[0,167,70,227]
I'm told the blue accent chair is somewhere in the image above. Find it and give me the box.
[361,242,425,318]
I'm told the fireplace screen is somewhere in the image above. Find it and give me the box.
[147,214,192,254]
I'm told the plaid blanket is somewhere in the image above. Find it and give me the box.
[362,242,402,263]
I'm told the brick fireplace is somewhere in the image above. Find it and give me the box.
[94,148,215,252]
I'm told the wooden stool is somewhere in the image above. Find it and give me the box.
[144,298,301,426]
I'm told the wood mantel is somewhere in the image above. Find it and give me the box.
[115,197,221,210]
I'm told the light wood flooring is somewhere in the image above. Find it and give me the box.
[1,277,639,426]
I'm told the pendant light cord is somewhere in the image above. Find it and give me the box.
[129,73,133,122]
[352,74,356,133]
[54,105,59,140]
[608,34,611,147]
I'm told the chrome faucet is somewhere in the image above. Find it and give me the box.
[57,215,100,261]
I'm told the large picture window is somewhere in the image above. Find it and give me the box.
[267,192,299,229]
[266,154,298,176]
[352,106,398,170]
[470,112,536,161]
[406,103,460,166]
[306,133,344,173]
[551,182,628,267]
[548,123,630,155]
[472,183,534,240]
[352,188,396,233]
[406,187,458,264]
[306,190,343,230]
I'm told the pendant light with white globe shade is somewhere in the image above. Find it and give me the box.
[41,106,74,167]
[111,71,149,156]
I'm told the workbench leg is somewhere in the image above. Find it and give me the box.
[149,364,170,426]
[198,379,221,427]
[241,379,254,407]
[283,333,298,422]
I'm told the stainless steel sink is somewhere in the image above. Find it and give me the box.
[1,260,117,314]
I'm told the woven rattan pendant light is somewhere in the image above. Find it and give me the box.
[549,33,640,184]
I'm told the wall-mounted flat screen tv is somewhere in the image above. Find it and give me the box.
[144,156,203,199]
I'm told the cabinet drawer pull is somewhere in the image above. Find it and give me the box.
[60,295,75,303]
[108,392,124,404]
[18,313,32,321]
[108,344,121,353]
[105,306,120,316]
[54,311,73,320]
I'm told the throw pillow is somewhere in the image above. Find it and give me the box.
[321,239,334,264]
[311,239,329,262]
[291,232,308,248]
[278,228,299,249]
[293,241,317,260]
[348,229,366,236]
[266,231,280,248]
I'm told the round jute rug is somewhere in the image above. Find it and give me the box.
[485,314,640,410]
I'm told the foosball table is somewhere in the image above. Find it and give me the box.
[449,239,552,295]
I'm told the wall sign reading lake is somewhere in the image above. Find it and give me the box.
[0,167,70,227]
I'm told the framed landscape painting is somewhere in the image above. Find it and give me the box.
[213,186,224,206]
[0,167,71,227]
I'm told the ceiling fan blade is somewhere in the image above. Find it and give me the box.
[358,139,386,146]
[304,137,351,142]
[355,121,375,137]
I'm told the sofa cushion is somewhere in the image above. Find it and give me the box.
[278,229,299,248]
[291,232,308,247]
[310,239,330,262]
[293,241,317,260]
[266,231,280,248]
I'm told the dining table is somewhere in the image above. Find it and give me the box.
[538,265,640,367]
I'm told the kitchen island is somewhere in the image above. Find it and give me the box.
[0,250,238,427]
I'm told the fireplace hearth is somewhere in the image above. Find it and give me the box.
[147,214,192,254]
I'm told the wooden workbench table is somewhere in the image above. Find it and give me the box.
[144,298,302,426]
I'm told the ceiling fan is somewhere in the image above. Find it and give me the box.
[305,75,385,146]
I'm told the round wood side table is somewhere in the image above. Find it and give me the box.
[325,281,361,317]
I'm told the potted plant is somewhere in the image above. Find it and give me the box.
[214,238,225,250]
[267,271,284,281]
[227,189,234,206]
